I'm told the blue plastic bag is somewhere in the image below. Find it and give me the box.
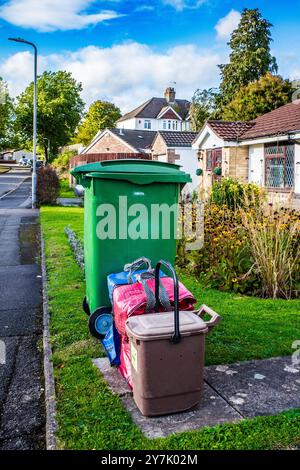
[101,323,121,366]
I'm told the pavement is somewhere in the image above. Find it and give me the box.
[0,171,45,450]
[57,197,83,207]
[94,355,300,438]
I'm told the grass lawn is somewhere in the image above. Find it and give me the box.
[41,205,300,450]
[0,165,10,173]
[59,178,76,198]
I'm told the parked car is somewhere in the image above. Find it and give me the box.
[19,156,30,167]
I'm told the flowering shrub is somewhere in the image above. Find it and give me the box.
[210,177,263,210]
[181,203,259,294]
[178,200,300,298]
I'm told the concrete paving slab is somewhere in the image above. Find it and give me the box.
[93,358,242,438]
[205,356,300,418]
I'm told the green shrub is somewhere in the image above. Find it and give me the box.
[36,166,60,207]
[52,150,77,174]
[210,177,262,210]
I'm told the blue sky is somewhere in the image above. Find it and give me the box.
[0,0,299,112]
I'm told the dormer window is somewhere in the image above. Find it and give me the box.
[144,120,151,129]
[163,120,167,130]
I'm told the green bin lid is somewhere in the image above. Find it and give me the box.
[71,159,191,185]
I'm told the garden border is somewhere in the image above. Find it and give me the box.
[41,233,58,450]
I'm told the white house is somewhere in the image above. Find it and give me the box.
[152,131,199,193]
[0,149,33,163]
[117,87,191,133]
[192,101,300,205]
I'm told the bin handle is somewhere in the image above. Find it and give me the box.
[124,257,152,283]
[155,260,181,344]
[196,304,221,331]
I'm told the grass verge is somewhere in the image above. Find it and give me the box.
[0,165,10,174]
[41,206,300,450]
[59,178,76,199]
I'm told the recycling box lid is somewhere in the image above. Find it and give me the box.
[71,159,191,185]
[126,311,208,341]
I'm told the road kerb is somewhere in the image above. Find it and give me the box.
[41,233,58,450]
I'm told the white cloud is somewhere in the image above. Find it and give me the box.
[0,42,223,112]
[0,0,122,32]
[215,9,241,40]
[162,0,206,11]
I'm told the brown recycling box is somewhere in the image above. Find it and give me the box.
[125,261,220,416]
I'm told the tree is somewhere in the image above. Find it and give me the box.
[218,8,278,109]
[190,88,218,131]
[0,78,18,151]
[74,100,121,146]
[15,71,84,162]
[222,73,293,121]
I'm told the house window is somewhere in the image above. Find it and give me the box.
[163,120,167,130]
[206,148,222,171]
[172,121,178,130]
[206,150,212,170]
[144,120,151,129]
[265,143,294,189]
[168,120,171,130]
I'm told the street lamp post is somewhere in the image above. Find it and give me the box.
[8,37,37,209]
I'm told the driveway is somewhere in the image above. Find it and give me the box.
[0,175,45,449]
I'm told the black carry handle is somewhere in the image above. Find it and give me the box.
[155,260,181,344]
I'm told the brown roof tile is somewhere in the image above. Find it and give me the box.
[207,120,254,140]
[241,100,300,139]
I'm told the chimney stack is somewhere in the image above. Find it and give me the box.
[164,87,176,104]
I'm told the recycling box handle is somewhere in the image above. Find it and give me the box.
[196,304,221,331]
[124,257,152,283]
[155,260,181,344]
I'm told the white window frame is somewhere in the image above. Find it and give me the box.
[144,120,151,130]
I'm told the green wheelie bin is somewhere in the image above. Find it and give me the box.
[71,159,191,324]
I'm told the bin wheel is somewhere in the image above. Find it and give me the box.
[88,306,113,340]
[82,296,90,316]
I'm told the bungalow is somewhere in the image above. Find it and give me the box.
[192,100,300,205]
[81,128,156,155]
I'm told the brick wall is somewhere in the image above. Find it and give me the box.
[198,145,250,198]
[152,133,167,159]
[151,134,180,163]
[85,132,136,154]
[226,145,249,183]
